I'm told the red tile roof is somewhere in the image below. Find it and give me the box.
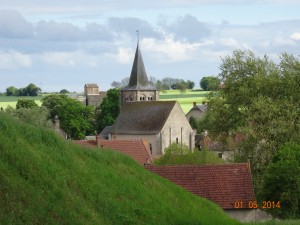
[74,139,152,165]
[145,163,255,209]
[98,139,152,165]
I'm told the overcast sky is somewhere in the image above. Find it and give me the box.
[1,0,300,92]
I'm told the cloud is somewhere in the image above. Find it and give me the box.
[162,14,211,42]
[290,32,300,40]
[0,10,33,39]
[107,17,162,40]
[0,50,32,69]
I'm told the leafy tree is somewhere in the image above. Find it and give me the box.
[187,80,195,89]
[176,81,187,94]
[16,99,39,109]
[25,83,41,96]
[111,81,122,88]
[59,89,70,94]
[200,76,220,91]
[96,88,120,133]
[154,143,224,165]
[260,142,300,219]
[6,86,18,96]
[203,50,300,201]
[42,94,95,139]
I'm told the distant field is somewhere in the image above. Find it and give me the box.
[160,89,209,114]
[0,96,43,109]
[0,90,209,114]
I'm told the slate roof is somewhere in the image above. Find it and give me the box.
[123,43,156,91]
[85,83,99,88]
[145,163,255,209]
[111,101,177,134]
[98,139,152,165]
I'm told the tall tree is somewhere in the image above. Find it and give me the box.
[200,76,220,91]
[96,88,120,133]
[42,94,95,139]
[204,50,300,197]
[6,86,18,96]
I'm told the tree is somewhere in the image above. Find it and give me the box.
[187,80,195,89]
[59,89,70,94]
[200,76,220,91]
[16,99,38,109]
[154,143,224,165]
[176,81,187,94]
[111,81,122,88]
[42,94,95,139]
[261,142,300,219]
[203,50,300,202]
[25,83,41,96]
[6,86,18,96]
[96,88,120,133]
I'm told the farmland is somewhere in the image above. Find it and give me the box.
[0,90,209,114]
[0,95,42,109]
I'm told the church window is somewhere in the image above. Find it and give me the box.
[149,143,152,154]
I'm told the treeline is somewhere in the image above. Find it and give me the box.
[112,76,221,92]
[5,83,41,96]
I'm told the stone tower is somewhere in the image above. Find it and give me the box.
[121,43,159,106]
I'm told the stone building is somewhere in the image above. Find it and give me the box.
[84,83,106,107]
[120,43,159,107]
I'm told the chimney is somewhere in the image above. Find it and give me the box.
[193,102,197,107]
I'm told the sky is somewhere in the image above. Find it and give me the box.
[1,0,300,92]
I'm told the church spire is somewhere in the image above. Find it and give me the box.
[123,40,155,90]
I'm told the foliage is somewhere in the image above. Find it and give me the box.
[203,50,300,216]
[154,143,225,165]
[176,81,187,94]
[0,113,239,225]
[59,89,70,94]
[260,142,300,219]
[96,88,120,133]
[187,80,195,89]
[5,83,41,96]
[16,99,38,109]
[200,76,220,91]
[42,94,95,139]
[6,86,18,96]
[5,106,51,128]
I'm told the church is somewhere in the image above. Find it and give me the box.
[104,42,195,159]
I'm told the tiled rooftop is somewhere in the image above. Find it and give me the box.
[74,139,152,165]
[145,163,255,209]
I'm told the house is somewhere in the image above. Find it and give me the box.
[73,139,152,165]
[186,101,207,121]
[108,101,195,159]
[146,163,272,222]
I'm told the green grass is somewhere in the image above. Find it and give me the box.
[159,89,210,114]
[0,96,42,109]
[0,113,240,225]
[247,220,300,225]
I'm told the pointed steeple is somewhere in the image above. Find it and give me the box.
[123,43,156,90]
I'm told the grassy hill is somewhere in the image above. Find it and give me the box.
[0,113,239,225]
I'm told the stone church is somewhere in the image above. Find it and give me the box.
[104,42,195,159]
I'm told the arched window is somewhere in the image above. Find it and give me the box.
[149,143,152,154]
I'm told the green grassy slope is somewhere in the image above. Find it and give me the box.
[0,113,239,225]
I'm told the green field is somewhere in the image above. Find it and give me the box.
[0,95,42,109]
[0,113,239,225]
[0,90,209,114]
[160,89,209,114]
